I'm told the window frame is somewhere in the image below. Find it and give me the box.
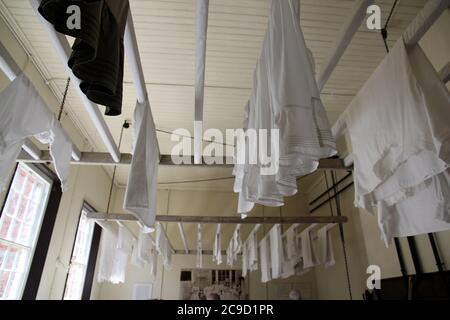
[0,162,62,300]
[62,202,102,300]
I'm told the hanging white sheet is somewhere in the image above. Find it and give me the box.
[0,73,72,191]
[97,221,128,284]
[317,225,335,268]
[269,225,283,279]
[300,226,320,270]
[259,237,271,283]
[247,229,259,272]
[124,98,160,232]
[213,225,222,265]
[155,223,173,270]
[242,241,248,278]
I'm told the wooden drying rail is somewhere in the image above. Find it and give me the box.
[17,151,352,170]
[85,212,348,225]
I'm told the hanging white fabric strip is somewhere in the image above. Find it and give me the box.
[124,98,160,232]
[242,241,248,278]
[194,0,209,164]
[213,224,222,265]
[259,237,271,283]
[248,226,259,272]
[0,73,72,191]
[269,224,283,279]
[196,224,203,268]
[131,238,145,268]
[232,224,242,257]
[155,223,174,270]
[300,225,319,270]
[97,221,128,284]
[317,224,336,268]
[117,224,134,255]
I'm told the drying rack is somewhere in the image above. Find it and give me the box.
[0,0,449,256]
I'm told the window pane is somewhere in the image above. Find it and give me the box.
[63,207,95,300]
[0,164,51,300]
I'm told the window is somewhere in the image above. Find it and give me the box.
[63,204,96,300]
[0,163,52,300]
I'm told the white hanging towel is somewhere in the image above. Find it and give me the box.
[281,226,300,279]
[213,226,222,265]
[242,241,248,278]
[0,73,72,191]
[155,223,173,270]
[124,99,160,232]
[97,221,128,284]
[259,237,271,283]
[131,239,145,268]
[317,225,335,268]
[232,225,242,256]
[196,224,203,268]
[117,224,134,254]
[226,240,234,267]
[300,226,319,270]
[269,225,283,279]
[248,230,259,272]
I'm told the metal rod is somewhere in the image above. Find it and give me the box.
[310,181,354,213]
[427,233,450,295]
[309,172,352,206]
[29,0,120,162]
[85,212,348,225]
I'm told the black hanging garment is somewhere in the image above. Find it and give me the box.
[38,0,130,116]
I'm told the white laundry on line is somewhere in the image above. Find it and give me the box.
[124,98,160,232]
[213,226,222,265]
[259,237,271,284]
[233,0,336,214]
[269,225,283,279]
[247,229,259,272]
[97,221,128,284]
[341,38,450,245]
[317,225,335,268]
[155,223,173,270]
[0,73,72,192]
[300,225,320,270]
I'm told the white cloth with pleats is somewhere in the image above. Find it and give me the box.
[0,73,72,192]
[341,38,450,245]
[233,0,336,214]
[124,98,160,232]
